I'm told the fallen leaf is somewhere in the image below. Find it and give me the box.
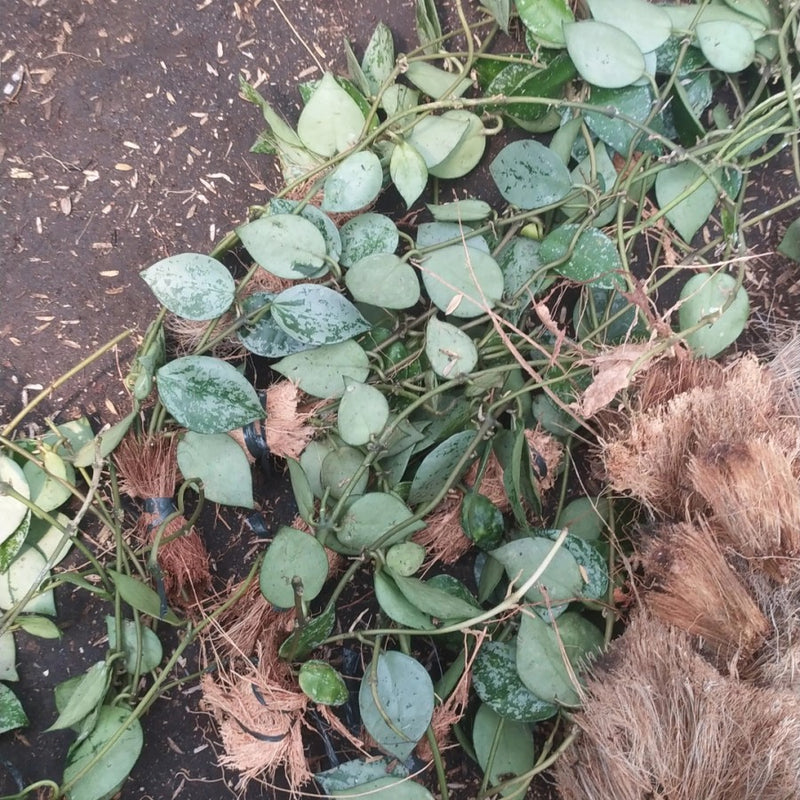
[576,343,653,418]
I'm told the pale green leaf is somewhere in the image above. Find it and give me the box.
[390,141,428,207]
[0,631,17,681]
[23,446,73,513]
[237,214,328,280]
[427,199,491,222]
[344,254,421,309]
[339,213,399,267]
[374,570,434,629]
[516,0,573,47]
[259,527,329,608]
[420,245,504,318]
[696,20,755,72]
[564,21,645,88]
[320,445,369,500]
[47,662,109,731]
[315,758,410,796]
[140,253,235,320]
[0,547,55,616]
[655,162,718,242]
[237,292,309,358]
[108,570,181,624]
[425,317,478,378]
[322,150,383,213]
[490,140,572,210]
[106,616,163,674]
[409,430,476,507]
[298,660,349,706]
[297,72,366,156]
[0,684,28,734]
[587,0,672,53]
[416,221,489,252]
[362,22,395,95]
[338,492,424,550]
[359,650,434,761]
[337,380,390,446]
[273,340,370,398]
[267,198,342,263]
[406,114,470,168]
[428,111,486,179]
[177,431,254,508]
[0,456,29,548]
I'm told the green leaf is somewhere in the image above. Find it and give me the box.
[297,72,366,156]
[337,380,390,446]
[362,22,395,95]
[47,661,109,731]
[427,199,491,222]
[344,254,421,309]
[678,272,749,358]
[106,616,163,674]
[259,527,329,608]
[472,703,535,799]
[273,340,370,398]
[516,0,574,48]
[584,84,657,156]
[481,0,511,32]
[516,610,604,705]
[428,111,486,179]
[0,455,29,548]
[417,221,489,252]
[406,114,470,168]
[778,218,800,263]
[237,214,328,280]
[0,683,28,734]
[374,570,435,629]
[272,284,370,346]
[405,61,472,100]
[298,660,349,705]
[540,529,609,601]
[22,446,73,513]
[322,151,383,213]
[63,705,143,800]
[15,614,60,639]
[267,198,342,263]
[540,225,624,290]
[661,3,766,38]
[497,237,549,299]
[156,355,263,434]
[420,245,504,318]
[696,20,755,72]
[177,431,254,508]
[390,573,482,620]
[490,536,583,607]
[415,0,443,54]
[287,457,315,526]
[321,444,369,500]
[316,758,410,796]
[238,292,309,359]
[140,253,235,320]
[385,542,426,577]
[337,492,424,550]
[339,213,399,268]
[108,570,181,624]
[0,511,30,573]
[409,430,477,507]
[390,141,428,207]
[473,641,558,722]
[380,83,420,116]
[555,496,609,542]
[344,38,371,97]
[0,547,56,616]
[564,21,645,88]
[461,492,504,551]
[425,317,478,378]
[0,631,17,681]
[490,140,571,210]
[655,162,718,242]
[359,650,434,761]
[279,605,336,660]
[586,0,672,53]
[73,411,136,468]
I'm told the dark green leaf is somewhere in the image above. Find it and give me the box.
[778,218,800,263]
[409,430,477,507]
[298,660,348,705]
[106,616,163,674]
[279,605,336,661]
[540,224,624,290]
[0,684,28,734]
[461,492,504,550]
[390,573,482,620]
[584,85,657,156]
[374,570,435,629]
[315,758,409,796]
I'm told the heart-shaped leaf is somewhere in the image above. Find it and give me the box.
[141,253,235,320]
[337,380,390,446]
[273,340,370,398]
[345,254,421,309]
[490,140,572,210]
[156,355,263,434]
[238,214,328,280]
[322,151,383,213]
[259,526,329,608]
[516,0,574,48]
[425,317,478,378]
[177,431,254,508]
[655,162,718,242]
[587,0,672,53]
[428,111,486,179]
[564,21,645,88]
[359,650,434,761]
[297,72,366,156]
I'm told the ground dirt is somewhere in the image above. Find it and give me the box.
[1,1,799,799]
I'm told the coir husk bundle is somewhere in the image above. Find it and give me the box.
[114,433,212,609]
[555,343,800,797]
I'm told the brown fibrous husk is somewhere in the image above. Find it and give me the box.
[524,427,564,493]
[114,434,212,608]
[164,310,245,361]
[641,519,770,665]
[601,355,799,517]
[265,381,320,461]
[689,439,800,582]
[554,610,800,800]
